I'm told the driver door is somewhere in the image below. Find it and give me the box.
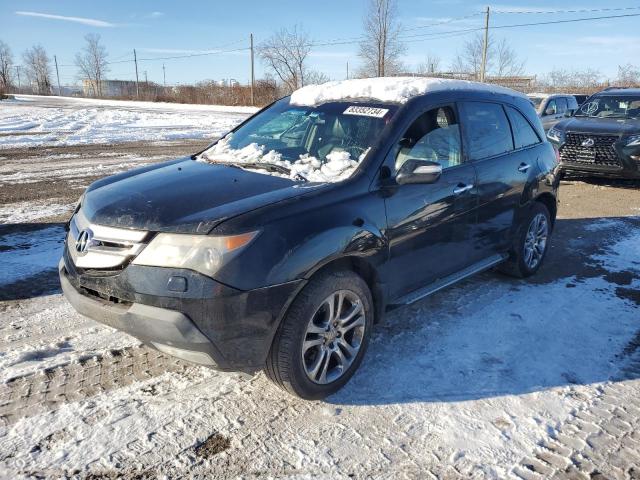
[382,105,479,301]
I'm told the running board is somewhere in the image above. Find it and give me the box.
[389,254,508,308]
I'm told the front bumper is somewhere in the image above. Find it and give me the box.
[60,248,304,372]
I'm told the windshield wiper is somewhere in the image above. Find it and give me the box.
[210,161,308,182]
[241,162,309,182]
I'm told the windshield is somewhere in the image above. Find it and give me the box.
[199,98,397,182]
[575,95,640,119]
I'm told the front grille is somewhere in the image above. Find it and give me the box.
[560,133,621,168]
[67,209,149,270]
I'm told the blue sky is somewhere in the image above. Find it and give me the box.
[1,0,639,87]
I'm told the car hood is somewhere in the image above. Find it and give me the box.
[82,158,324,233]
[557,116,640,136]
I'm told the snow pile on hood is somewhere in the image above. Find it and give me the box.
[198,135,360,183]
[290,76,524,106]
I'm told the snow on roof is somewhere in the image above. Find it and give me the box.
[289,76,525,106]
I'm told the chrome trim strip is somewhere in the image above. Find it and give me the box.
[68,211,149,269]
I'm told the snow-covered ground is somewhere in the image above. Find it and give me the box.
[1,96,639,478]
[0,95,255,149]
[1,211,639,478]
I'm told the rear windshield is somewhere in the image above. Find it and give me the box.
[528,96,544,108]
[199,99,398,182]
[575,95,640,119]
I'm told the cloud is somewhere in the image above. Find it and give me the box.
[15,11,116,27]
[148,11,164,18]
[578,35,640,47]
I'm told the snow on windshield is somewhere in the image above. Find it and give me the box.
[290,77,524,106]
[198,135,363,183]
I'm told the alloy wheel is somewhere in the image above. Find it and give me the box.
[301,290,366,385]
[524,213,548,269]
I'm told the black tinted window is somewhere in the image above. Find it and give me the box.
[505,106,540,149]
[459,102,513,160]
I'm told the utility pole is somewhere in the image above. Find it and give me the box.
[250,33,255,106]
[480,6,490,82]
[346,61,349,80]
[54,55,62,96]
[163,63,166,87]
[15,66,21,92]
[144,70,148,85]
[134,49,140,98]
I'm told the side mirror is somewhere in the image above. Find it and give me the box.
[544,107,556,116]
[564,109,574,118]
[396,159,442,185]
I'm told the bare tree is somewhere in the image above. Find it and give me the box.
[495,38,524,77]
[358,0,405,77]
[451,33,524,79]
[539,68,603,92]
[0,40,14,93]
[75,34,109,97]
[617,64,640,87]
[23,45,52,95]
[417,53,441,75]
[258,26,313,94]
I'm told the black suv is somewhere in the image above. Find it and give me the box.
[547,88,640,179]
[60,78,559,399]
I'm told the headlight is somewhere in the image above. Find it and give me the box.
[547,127,563,143]
[132,231,259,277]
[625,135,640,147]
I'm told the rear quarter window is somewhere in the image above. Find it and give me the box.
[459,101,514,160]
[505,106,541,149]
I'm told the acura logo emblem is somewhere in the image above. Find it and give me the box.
[581,138,595,147]
[75,228,94,256]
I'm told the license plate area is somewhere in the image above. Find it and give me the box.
[575,147,596,163]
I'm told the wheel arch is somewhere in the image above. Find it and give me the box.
[534,192,557,229]
[303,255,386,324]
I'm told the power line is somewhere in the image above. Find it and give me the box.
[491,5,640,15]
[490,12,640,30]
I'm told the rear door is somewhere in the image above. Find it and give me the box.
[382,105,478,300]
[458,101,538,260]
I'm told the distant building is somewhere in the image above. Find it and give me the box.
[82,79,138,97]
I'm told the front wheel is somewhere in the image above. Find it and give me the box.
[265,270,373,399]
[498,202,551,278]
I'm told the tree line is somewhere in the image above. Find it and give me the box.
[1,0,639,103]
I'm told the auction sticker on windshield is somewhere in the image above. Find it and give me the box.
[343,106,389,118]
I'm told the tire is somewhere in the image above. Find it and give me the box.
[498,202,551,278]
[265,270,373,400]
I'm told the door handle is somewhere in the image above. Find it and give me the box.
[453,183,474,195]
[518,163,531,173]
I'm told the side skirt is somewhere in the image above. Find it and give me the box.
[388,254,508,308]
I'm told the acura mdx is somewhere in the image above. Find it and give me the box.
[60,77,559,399]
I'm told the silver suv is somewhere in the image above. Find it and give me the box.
[528,93,579,131]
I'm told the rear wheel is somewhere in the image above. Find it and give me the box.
[265,270,373,399]
[498,202,551,278]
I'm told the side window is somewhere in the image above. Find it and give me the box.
[556,97,568,114]
[394,106,462,172]
[567,96,579,110]
[459,101,514,161]
[545,99,557,116]
[505,106,541,149]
